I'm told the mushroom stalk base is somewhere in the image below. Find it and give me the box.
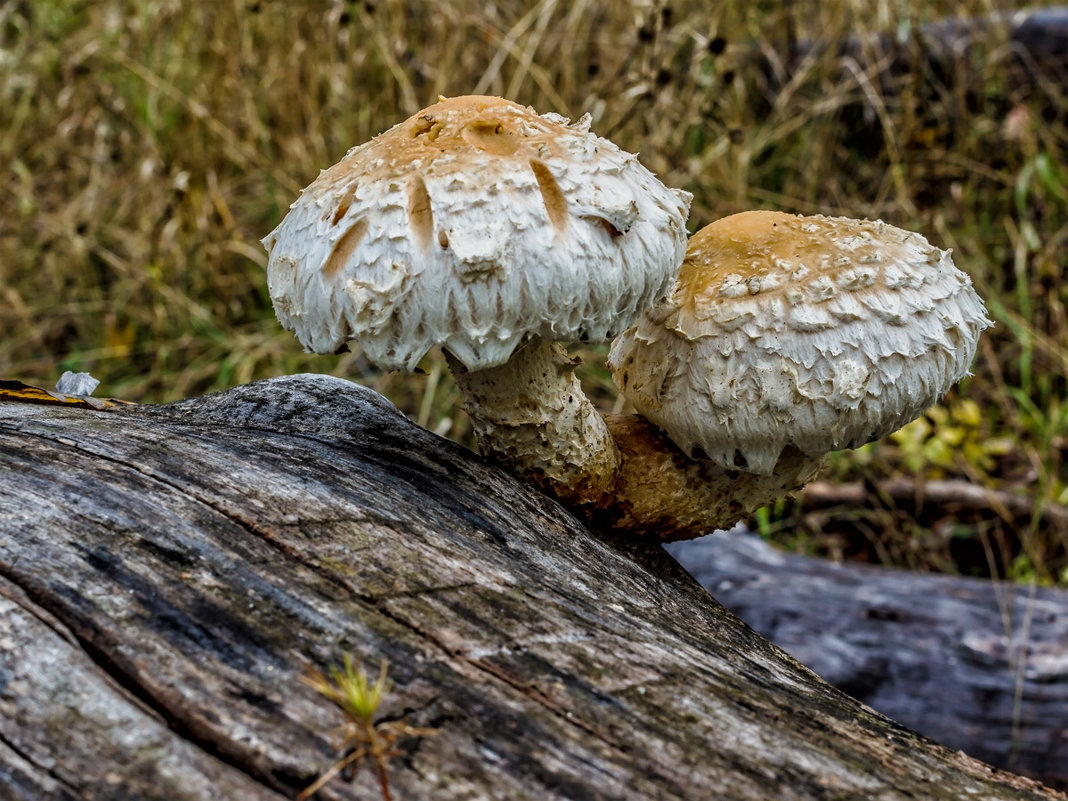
[591,415,826,541]
[448,341,825,541]
[445,338,622,505]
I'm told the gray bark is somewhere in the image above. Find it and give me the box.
[0,374,1060,800]
[669,533,1068,792]
[752,7,1068,111]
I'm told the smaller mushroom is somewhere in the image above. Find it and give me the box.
[603,210,992,536]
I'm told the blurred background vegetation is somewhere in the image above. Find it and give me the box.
[1,0,1065,582]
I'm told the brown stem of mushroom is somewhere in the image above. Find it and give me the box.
[590,415,826,541]
[444,336,621,506]
[447,339,825,540]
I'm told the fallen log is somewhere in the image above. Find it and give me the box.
[798,478,1068,531]
[0,374,1060,800]
[669,532,1068,792]
[756,6,1068,101]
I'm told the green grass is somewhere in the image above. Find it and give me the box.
[1,0,1065,581]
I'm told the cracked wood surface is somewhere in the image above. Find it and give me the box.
[670,533,1068,791]
[0,374,1061,800]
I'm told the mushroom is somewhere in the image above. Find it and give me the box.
[262,95,691,504]
[605,210,992,533]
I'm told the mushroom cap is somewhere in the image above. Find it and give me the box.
[608,210,992,474]
[263,95,692,371]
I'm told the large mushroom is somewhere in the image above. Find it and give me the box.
[605,210,992,535]
[262,95,691,504]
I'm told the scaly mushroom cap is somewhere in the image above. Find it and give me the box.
[263,95,692,370]
[608,210,992,474]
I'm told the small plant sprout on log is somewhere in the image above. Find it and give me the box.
[605,210,992,536]
[262,94,691,505]
[298,655,437,801]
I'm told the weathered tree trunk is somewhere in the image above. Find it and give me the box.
[669,533,1068,792]
[750,6,1068,125]
[852,6,1068,94]
[0,375,1060,800]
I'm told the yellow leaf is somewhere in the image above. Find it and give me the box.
[0,379,131,410]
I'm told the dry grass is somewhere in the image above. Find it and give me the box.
[1,0,1065,580]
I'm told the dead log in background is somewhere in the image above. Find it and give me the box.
[745,6,1068,142]
[0,374,1061,800]
[669,533,1068,792]
[768,6,1068,99]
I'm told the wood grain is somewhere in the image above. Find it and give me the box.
[0,374,1060,800]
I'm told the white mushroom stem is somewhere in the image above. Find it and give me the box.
[444,337,621,505]
[447,338,824,539]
